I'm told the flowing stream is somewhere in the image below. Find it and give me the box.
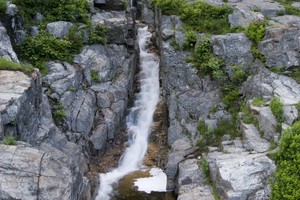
[95,26,160,200]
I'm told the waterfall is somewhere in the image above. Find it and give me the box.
[95,26,160,200]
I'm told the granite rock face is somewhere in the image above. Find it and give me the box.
[0,144,89,200]
[46,21,74,39]
[0,22,19,62]
[259,20,300,69]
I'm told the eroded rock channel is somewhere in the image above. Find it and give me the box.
[1,0,300,199]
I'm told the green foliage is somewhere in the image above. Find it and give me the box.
[0,58,35,74]
[229,65,247,85]
[12,0,90,24]
[18,30,83,74]
[153,0,232,34]
[275,0,300,16]
[91,70,101,83]
[221,89,241,112]
[287,69,300,84]
[241,102,259,127]
[201,158,220,200]
[270,97,284,124]
[201,158,210,178]
[3,135,17,145]
[182,30,197,50]
[88,25,108,44]
[271,122,300,200]
[52,101,66,124]
[0,0,6,14]
[152,0,186,15]
[197,119,239,152]
[253,97,265,107]
[188,37,225,79]
[229,25,245,33]
[245,21,266,45]
[245,21,267,62]
[181,1,232,34]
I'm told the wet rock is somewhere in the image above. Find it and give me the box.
[0,23,19,62]
[212,33,253,67]
[241,123,270,153]
[92,11,127,44]
[46,21,74,39]
[259,21,300,69]
[90,124,107,149]
[177,159,214,200]
[208,151,276,200]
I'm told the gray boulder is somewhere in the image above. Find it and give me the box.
[6,4,18,16]
[43,61,82,96]
[92,11,127,44]
[212,33,253,67]
[0,144,87,200]
[283,105,298,125]
[46,21,74,39]
[208,151,276,200]
[165,138,195,190]
[177,159,214,200]
[229,5,264,28]
[241,123,270,153]
[0,23,19,62]
[259,21,300,69]
[257,106,278,139]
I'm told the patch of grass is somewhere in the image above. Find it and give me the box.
[91,70,101,83]
[3,135,17,145]
[229,25,245,33]
[197,119,239,152]
[287,69,300,84]
[271,121,300,200]
[0,58,35,74]
[201,158,220,200]
[275,0,300,16]
[253,97,265,107]
[241,102,259,127]
[270,97,284,124]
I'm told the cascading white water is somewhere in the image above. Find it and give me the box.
[95,26,160,200]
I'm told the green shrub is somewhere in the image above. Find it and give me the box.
[270,97,284,124]
[245,21,266,45]
[271,122,300,200]
[18,30,82,73]
[12,0,90,24]
[88,25,108,45]
[0,0,6,14]
[182,30,197,50]
[153,0,232,34]
[230,65,247,85]
[152,0,186,15]
[188,37,225,80]
[0,58,35,74]
[3,135,17,145]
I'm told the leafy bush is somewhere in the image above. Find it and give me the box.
[182,30,197,50]
[230,65,247,85]
[0,0,6,14]
[245,21,267,62]
[271,122,300,200]
[270,97,284,124]
[3,135,17,145]
[0,58,35,74]
[51,99,66,124]
[12,0,90,24]
[153,0,232,34]
[18,30,83,74]
[188,37,225,79]
[88,25,108,44]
